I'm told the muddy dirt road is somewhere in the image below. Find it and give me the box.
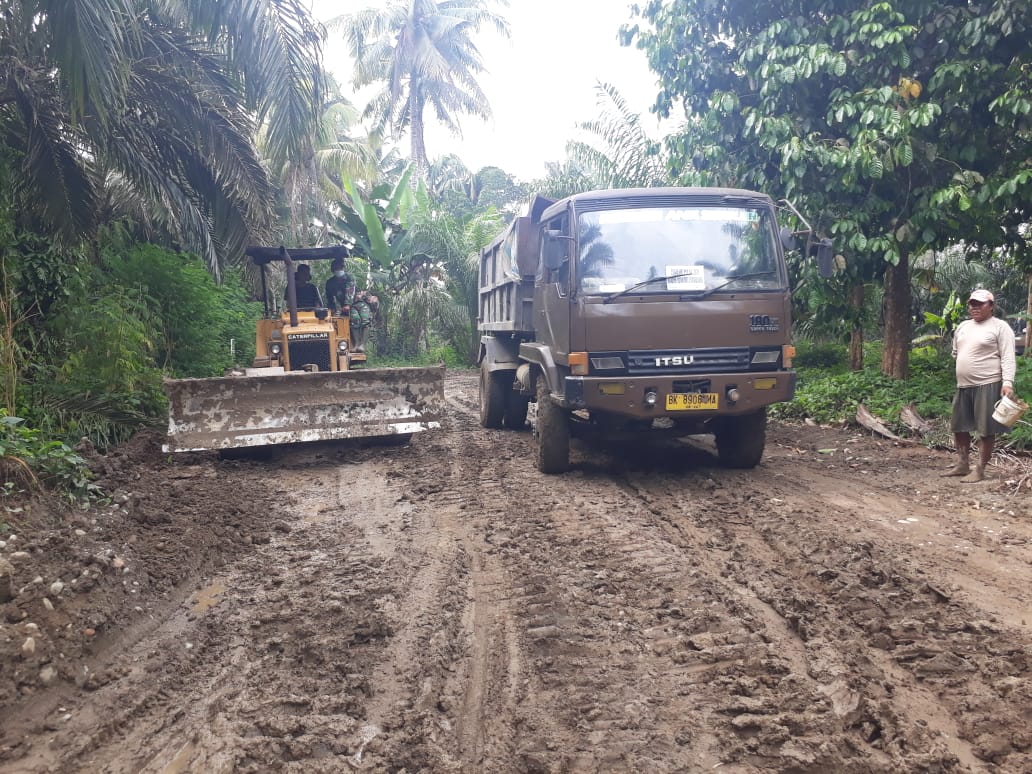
[2,370,1031,773]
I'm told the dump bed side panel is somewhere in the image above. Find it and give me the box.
[478,216,537,334]
[164,366,444,452]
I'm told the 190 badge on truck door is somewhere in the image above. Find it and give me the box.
[749,314,780,333]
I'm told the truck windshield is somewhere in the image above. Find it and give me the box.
[577,206,783,296]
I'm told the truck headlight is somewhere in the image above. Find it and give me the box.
[270,343,281,355]
[338,340,348,353]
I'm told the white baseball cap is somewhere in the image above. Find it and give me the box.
[968,289,994,303]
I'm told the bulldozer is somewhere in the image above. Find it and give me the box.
[163,245,444,452]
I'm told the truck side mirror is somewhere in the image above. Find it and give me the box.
[542,230,568,271]
[815,239,835,278]
[779,225,797,251]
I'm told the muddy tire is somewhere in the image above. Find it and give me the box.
[503,388,530,429]
[479,363,506,428]
[714,408,767,468]
[535,377,569,474]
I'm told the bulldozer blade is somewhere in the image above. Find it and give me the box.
[164,366,444,452]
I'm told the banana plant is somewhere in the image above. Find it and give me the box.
[917,292,965,347]
[333,164,418,270]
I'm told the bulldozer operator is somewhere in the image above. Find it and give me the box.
[285,263,323,309]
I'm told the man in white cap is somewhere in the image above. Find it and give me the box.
[943,288,1017,482]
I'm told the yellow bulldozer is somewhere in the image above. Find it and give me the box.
[163,245,444,452]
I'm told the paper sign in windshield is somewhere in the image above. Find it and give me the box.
[665,265,705,291]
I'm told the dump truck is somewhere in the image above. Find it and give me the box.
[477,187,833,473]
[164,245,443,452]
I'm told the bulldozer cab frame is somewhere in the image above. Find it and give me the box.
[245,245,366,372]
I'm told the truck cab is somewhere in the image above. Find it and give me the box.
[478,187,831,473]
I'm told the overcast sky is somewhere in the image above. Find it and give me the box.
[309,0,665,181]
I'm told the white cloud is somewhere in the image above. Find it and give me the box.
[309,0,663,181]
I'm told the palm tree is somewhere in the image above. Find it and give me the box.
[566,82,669,190]
[335,0,510,174]
[270,75,381,247]
[0,0,327,276]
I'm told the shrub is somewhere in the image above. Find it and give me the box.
[0,412,101,504]
[773,347,1032,450]
[102,244,261,377]
[794,342,847,369]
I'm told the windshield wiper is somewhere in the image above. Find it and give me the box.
[601,270,777,304]
[602,275,681,304]
[693,270,778,300]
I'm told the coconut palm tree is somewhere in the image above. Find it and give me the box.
[334,0,510,174]
[0,0,327,275]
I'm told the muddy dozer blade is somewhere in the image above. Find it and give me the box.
[164,366,444,452]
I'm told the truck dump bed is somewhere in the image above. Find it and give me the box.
[478,216,537,334]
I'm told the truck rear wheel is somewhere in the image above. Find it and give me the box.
[535,378,569,474]
[479,363,507,428]
[714,408,767,468]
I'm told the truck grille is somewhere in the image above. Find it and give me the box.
[625,347,764,375]
[287,339,332,371]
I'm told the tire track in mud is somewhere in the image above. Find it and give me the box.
[4,372,1028,773]
[493,472,856,771]
[433,385,834,770]
[286,425,542,772]
[5,447,463,773]
[435,375,1029,772]
[405,392,529,769]
[618,459,1029,772]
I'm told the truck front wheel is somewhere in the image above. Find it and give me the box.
[535,378,569,474]
[479,363,506,428]
[714,408,767,469]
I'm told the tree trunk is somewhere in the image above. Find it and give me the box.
[411,99,428,176]
[849,282,864,371]
[881,250,911,379]
[1025,272,1031,357]
[0,255,18,414]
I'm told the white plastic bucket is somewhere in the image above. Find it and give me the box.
[992,394,1028,428]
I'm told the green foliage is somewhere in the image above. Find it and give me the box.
[630,0,1032,377]
[919,291,965,346]
[9,237,261,449]
[773,347,1032,449]
[373,345,465,370]
[336,1,510,170]
[794,342,848,370]
[101,243,260,376]
[0,412,101,504]
[565,83,670,190]
[26,284,166,448]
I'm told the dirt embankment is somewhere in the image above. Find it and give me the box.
[1,370,1030,773]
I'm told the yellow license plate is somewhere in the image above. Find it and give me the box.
[666,392,719,410]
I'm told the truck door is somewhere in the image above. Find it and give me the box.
[535,212,572,360]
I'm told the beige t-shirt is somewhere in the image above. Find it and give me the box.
[952,316,1016,387]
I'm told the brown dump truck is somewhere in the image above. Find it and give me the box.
[477,187,832,473]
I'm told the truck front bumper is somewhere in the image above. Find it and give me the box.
[562,371,796,419]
